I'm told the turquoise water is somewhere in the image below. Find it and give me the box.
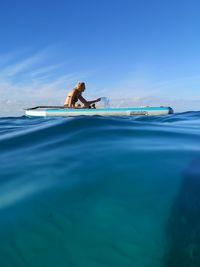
[0,112,200,267]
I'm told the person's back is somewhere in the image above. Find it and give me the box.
[64,87,80,107]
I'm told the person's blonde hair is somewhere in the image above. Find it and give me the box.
[76,82,85,90]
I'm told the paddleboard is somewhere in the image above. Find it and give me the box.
[25,106,174,117]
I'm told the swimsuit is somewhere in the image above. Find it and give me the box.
[66,89,80,106]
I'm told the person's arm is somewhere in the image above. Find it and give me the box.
[78,95,101,107]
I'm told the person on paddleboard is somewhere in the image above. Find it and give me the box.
[64,82,101,108]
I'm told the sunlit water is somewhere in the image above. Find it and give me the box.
[0,112,200,267]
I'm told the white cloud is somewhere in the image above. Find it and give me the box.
[0,76,82,116]
[0,49,200,116]
[0,49,91,116]
[97,74,200,112]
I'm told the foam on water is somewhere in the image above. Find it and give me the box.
[0,112,200,267]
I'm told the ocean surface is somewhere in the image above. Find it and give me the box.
[0,112,200,267]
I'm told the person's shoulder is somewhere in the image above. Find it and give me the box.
[68,88,76,93]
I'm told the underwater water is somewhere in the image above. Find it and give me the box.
[0,112,200,267]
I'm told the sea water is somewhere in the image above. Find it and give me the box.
[0,112,200,267]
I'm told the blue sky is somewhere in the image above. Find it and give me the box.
[0,0,200,115]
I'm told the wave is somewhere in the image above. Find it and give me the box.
[0,112,200,267]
